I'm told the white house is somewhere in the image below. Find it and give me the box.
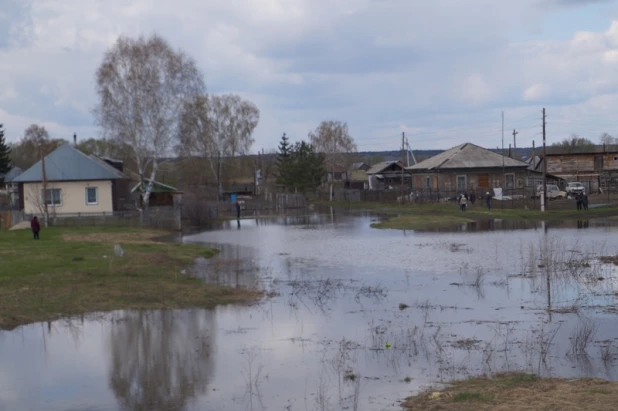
[12,144,125,215]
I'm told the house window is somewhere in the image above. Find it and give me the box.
[86,187,98,205]
[425,176,431,189]
[505,174,514,189]
[456,175,467,191]
[41,188,62,207]
[614,156,618,161]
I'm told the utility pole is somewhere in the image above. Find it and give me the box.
[512,129,518,159]
[502,111,506,195]
[400,132,405,202]
[40,145,49,227]
[253,156,257,197]
[217,151,222,202]
[542,108,547,212]
[406,137,410,167]
[532,140,536,170]
[256,150,261,196]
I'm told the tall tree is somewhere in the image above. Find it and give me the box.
[275,138,325,194]
[177,93,259,198]
[599,132,616,146]
[288,141,326,194]
[0,124,11,175]
[10,124,66,169]
[95,34,205,205]
[76,137,126,158]
[308,120,357,171]
[551,134,595,153]
[275,133,292,189]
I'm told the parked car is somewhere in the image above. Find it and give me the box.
[534,184,564,200]
[566,182,585,195]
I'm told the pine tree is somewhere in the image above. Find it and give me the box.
[0,124,11,175]
[276,133,292,189]
[288,141,326,194]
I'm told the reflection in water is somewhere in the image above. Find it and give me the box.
[108,310,215,411]
[6,213,618,410]
[193,243,263,289]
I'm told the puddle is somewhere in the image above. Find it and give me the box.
[3,211,618,410]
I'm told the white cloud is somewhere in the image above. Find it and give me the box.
[0,0,618,150]
[523,84,551,101]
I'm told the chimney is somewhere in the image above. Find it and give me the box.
[73,133,77,146]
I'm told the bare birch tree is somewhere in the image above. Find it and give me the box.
[178,94,259,199]
[600,132,616,146]
[94,34,205,205]
[308,120,357,171]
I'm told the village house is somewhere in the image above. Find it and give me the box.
[349,162,370,172]
[525,156,566,189]
[344,169,369,190]
[406,143,531,195]
[1,167,23,209]
[11,144,129,215]
[326,164,348,182]
[132,179,183,207]
[366,161,408,190]
[543,145,618,193]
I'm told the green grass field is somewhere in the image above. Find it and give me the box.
[0,226,260,330]
[403,373,618,410]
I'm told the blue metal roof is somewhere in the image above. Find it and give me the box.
[3,167,23,182]
[12,144,124,183]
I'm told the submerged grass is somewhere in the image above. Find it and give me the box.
[403,373,618,410]
[371,215,473,230]
[0,226,261,330]
[322,201,617,230]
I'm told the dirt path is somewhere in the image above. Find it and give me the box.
[403,373,618,411]
[8,221,30,230]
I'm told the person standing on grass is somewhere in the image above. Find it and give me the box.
[235,201,241,220]
[459,194,467,211]
[31,216,40,240]
[469,191,476,206]
[485,192,492,210]
[576,193,583,211]
[583,192,589,211]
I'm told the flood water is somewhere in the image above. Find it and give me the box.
[3,210,618,410]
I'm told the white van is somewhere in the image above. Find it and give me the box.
[535,184,563,200]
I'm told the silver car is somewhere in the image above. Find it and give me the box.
[566,182,585,195]
[535,184,563,199]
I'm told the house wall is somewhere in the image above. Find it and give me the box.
[23,180,114,215]
[546,153,618,175]
[411,169,529,192]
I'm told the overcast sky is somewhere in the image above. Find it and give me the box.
[1,0,618,152]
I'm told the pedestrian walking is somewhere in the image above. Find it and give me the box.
[485,192,492,210]
[576,193,583,211]
[31,216,40,240]
[235,201,241,220]
[459,194,467,211]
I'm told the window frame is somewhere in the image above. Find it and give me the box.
[41,188,62,207]
[456,175,467,191]
[505,173,515,189]
[86,187,99,206]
